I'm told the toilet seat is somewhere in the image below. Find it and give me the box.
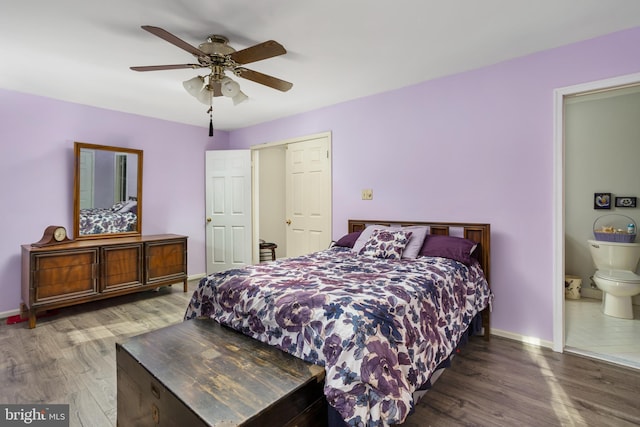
[594,269,640,283]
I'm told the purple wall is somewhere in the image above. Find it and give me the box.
[0,90,229,316]
[2,27,639,343]
[229,27,640,342]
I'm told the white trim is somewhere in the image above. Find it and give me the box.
[0,308,21,321]
[251,149,261,264]
[250,131,332,151]
[492,328,554,350]
[552,86,566,352]
[188,273,206,282]
[552,72,640,353]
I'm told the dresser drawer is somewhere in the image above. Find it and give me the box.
[101,244,143,292]
[145,238,187,285]
[31,249,98,304]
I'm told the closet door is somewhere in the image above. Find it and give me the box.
[285,134,332,257]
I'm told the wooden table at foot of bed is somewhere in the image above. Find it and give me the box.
[116,318,327,427]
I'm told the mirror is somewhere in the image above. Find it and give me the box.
[73,142,143,239]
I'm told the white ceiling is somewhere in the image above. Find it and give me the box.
[2,1,640,130]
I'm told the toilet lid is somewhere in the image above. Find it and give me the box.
[595,269,640,283]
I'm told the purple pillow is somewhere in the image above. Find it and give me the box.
[334,230,362,248]
[419,234,478,265]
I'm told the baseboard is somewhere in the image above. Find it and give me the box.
[491,328,554,350]
[188,273,206,282]
[0,308,21,321]
[580,287,602,300]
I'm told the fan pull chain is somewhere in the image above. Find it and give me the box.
[209,117,213,137]
[207,105,213,137]
[207,85,214,137]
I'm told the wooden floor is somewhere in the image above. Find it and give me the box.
[1,281,639,427]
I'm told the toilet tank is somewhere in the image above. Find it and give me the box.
[588,240,640,271]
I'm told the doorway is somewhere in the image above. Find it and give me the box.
[252,132,332,261]
[553,72,640,368]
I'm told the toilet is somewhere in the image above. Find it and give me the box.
[588,239,640,319]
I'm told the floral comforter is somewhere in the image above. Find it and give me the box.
[185,247,492,426]
[78,208,137,235]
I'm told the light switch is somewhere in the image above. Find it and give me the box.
[361,189,373,200]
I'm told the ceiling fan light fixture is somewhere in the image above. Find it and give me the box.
[182,75,205,97]
[196,86,213,105]
[232,91,248,105]
[220,76,241,98]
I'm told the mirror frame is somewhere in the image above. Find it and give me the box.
[73,142,143,240]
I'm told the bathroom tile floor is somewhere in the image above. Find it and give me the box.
[565,297,640,369]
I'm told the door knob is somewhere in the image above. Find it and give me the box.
[286,219,291,225]
[206,217,212,223]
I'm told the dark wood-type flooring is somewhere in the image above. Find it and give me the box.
[1,281,639,427]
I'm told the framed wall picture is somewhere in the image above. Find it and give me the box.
[615,196,637,208]
[594,193,611,209]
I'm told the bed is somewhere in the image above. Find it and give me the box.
[78,199,138,235]
[185,219,492,426]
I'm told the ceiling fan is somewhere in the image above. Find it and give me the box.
[130,26,293,134]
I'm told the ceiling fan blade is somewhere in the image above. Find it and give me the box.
[236,68,293,92]
[230,40,286,65]
[130,64,202,72]
[141,25,208,58]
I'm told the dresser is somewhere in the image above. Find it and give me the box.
[21,234,188,328]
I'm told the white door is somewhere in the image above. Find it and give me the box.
[79,149,94,209]
[285,134,332,257]
[205,150,252,274]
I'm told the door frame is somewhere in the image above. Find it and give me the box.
[78,148,95,209]
[552,71,640,352]
[251,131,332,261]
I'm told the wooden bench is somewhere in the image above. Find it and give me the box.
[116,319,327,426]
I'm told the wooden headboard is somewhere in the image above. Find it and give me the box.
[348,219,491,339]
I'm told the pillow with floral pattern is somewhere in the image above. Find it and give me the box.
[111,201,127,212]
[358,229,413,259]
